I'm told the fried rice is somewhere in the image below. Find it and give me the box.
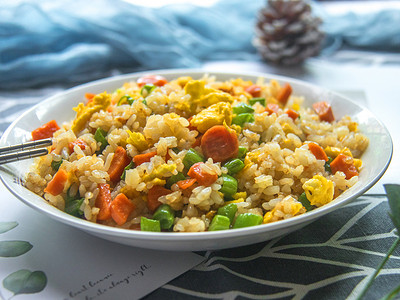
[25,74,369,232]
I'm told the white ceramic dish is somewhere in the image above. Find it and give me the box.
[0,70,393,251]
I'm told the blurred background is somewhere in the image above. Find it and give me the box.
[0,0,399,90]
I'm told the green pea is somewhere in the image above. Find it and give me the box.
[209,215,231,231]
[219,174,238,198]
[183,148,204,169]
[223,158,245,175]
[153,204,175,230]
[140,217,161,232]
[233,213,263,229]
[217,203,238,224]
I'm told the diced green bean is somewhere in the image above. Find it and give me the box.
[233,103,254,114]
[209,215,231,231]
[233,213,263,229]
[219,174,238,197]
[217,203,238,223]
[153,204,175,230]
[166,172,186,189]
[121,161,135,180]
[324,157,333,173]
[51,159,63,171]
[237,146,247,159]
[141,84,156,97]
[140,217,161,232]
[65,198,84,217]
[118,94,134,106]
[223,158,245,175]
[183,148,204,169]
[232,113,255,127]
[298,192,315,211]
[94,128,109,152]
[249,97,265,106]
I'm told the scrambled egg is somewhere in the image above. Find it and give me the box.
[72,92,111,134]
[178,80,233,114]
[126,130,148,152]
[302,175,334,207]
[142,164,176,183]
[324,146,353,158]
[263,196,303,224]
[190,102,232,133]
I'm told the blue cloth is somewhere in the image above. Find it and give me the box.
[0,0,399,89]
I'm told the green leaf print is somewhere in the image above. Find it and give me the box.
[0,222,18,234]
[3,269,47,296]
[0,241,33,257]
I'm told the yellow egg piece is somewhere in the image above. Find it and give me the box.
[302,175,334,207]
[190,102,232,133]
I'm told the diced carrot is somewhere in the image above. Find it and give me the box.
[245,85,262,97]
[177,178,197,190]
[187,162,218,186]
[201,125,239,163]
[32,120,60,141]
[68,139,88,153]
[308,142,328,162]
[265,103,280,115]
[107,146,131,182]
[312,101,335,122]
[44,169,68,196]
[276,83,292,104]
[133,150,157,166]
[147,185,172,212]
[330,153,359,179]
[95,183,112,221]
[286,109,299,120]
[85,93,96,104]
[110,193,135,225]
[137,75,168,88]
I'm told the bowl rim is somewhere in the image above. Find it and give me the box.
[0,68,393,243]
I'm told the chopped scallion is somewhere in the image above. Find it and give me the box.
[51,159,63,171]
[298,192,315,211]
[165,172,186,189]
[233,103,255,114]
[237,146,247,159]
[141,84,156,97]
[94,128,109,152]
[232,113,255,127]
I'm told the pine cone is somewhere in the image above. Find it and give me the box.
[254,0,324,65]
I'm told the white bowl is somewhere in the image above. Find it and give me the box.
[0,69,393,251]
